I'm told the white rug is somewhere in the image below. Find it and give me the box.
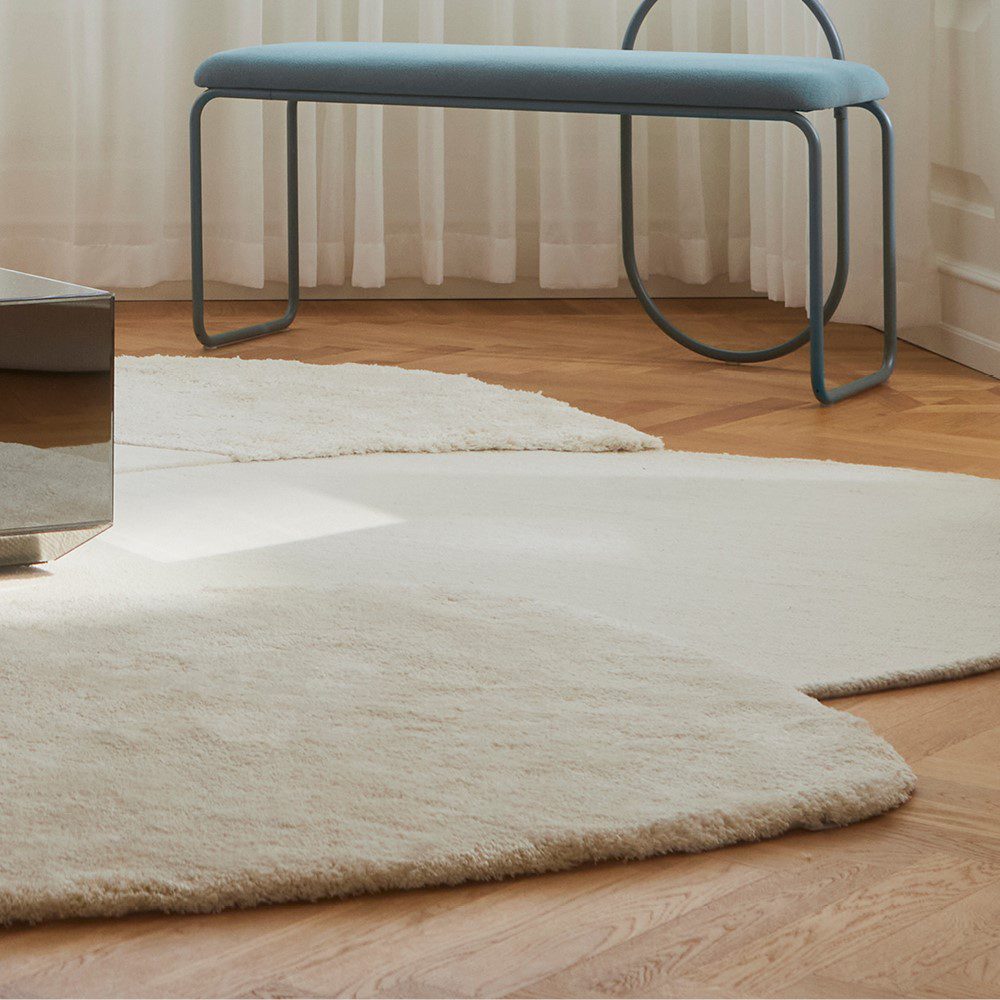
[110,448,1000,698]
[115,355,661,460]
[0,570,912,925]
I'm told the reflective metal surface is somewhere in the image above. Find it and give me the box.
[0,269,113,567]
[0,524,110,567]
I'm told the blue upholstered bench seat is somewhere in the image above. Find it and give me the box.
[195,42,888,113]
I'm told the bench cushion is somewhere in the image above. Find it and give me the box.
[194,42,888,113]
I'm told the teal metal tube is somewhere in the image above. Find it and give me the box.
[190,95,300,349]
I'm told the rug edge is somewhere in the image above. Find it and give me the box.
[802,650,1000,699]
[0,767,914,927]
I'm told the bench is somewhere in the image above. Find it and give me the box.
[189,0,896,404]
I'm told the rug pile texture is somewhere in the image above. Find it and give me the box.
[115,354,662,459]
[1,355,995,925]
[0,579,913,924]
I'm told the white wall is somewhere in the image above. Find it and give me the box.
[907,0,1000,376]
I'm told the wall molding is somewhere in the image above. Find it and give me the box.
[905,321,1000,379]
[937,255,1000,293]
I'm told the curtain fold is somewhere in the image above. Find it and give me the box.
[0,0,937,333]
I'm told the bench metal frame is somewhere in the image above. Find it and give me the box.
[190,0,896,404]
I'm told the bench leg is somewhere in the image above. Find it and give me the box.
[190,93,300,349]
[620,110,850,366]
[622,104,896,403]
[803,102,897,404]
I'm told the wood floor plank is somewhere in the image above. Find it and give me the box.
[842,674,1000,764]
[930,942,1000,999]
[827,881,1000,995]
[511,859,894,999]
[1,298,997,999]
[1,859,765,999]
[919,729,1000,790]
[683,856,1000,995]
[762,975,913,999]
[269,858,767,1000]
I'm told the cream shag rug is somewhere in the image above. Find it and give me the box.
[0,572,913,925]
[115,355,661,460]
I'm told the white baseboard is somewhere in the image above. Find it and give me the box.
[929,254,1000,378]
[904,322,1000,379]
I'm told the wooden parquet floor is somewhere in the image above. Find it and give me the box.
[0,298,997,1000]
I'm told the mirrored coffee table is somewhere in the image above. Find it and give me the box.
[0,268,113,567]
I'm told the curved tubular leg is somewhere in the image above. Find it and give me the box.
[620,110,850,364]
[190,92,300,349]
[620,0,850,365]
[624,0,845,61]
[808,102,896,404]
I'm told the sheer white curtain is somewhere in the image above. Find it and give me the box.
[0,0,936,332]
[739,0,938,329]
